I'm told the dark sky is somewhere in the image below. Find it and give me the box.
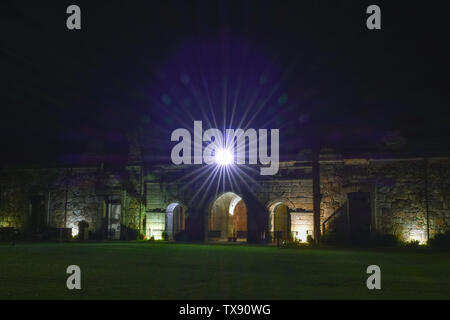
[1,0,449,165]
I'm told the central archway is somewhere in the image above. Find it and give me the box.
[208,192,247,242]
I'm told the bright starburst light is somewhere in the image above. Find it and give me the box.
[156,38,286,206]
[215,148,234,165]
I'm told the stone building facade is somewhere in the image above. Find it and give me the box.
[0,150,449,244]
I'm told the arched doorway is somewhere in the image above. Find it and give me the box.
[268,202,291,243]
[166,203,185,240]
[209,192,247,242]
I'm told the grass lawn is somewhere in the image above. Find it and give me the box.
[0,241,449,299]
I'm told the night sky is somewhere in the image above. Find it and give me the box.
[1,0,449,165]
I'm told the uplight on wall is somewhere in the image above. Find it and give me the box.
[408,229,427,244]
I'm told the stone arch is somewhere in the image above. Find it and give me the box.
[164,199,188,214]
[165,201,187,240]
[207,191,247,242]
[265,197,296,212]
[266,200,292,243]
[341,183,374,195]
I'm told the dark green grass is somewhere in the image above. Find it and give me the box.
[0,242,449,299]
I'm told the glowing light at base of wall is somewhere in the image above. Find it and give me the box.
[68,222,79,237]
[292,229,311,243]
[290,212,314,243]
[0,217,21,229]
[146,212,165,240]
[408,229,427,244]
[146,228,163,240]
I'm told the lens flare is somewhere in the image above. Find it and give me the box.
[215,148,233,166]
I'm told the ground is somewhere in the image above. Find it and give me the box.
[0,242,449,299]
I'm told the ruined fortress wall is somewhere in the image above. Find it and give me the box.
[427,159,450,235]
[143,157,450,242]
[48,167,103,234]
[0,169,36,230]
[122,166,145,237]
[0,168,64,231]
[252,178,314,242]
[320,158,450,242]
[1,156,449,241]
[0,166,145,238]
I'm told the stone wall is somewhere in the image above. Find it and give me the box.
[49,167,103,235]
[1,155,449,243]
[144,156,450,243]
[291,212,314,242]
[145,212,165,240]
[320,157,450,243]
[0,165,146,239]
[0,168,60,232]
[0,183,30,229]
[121,165,145,238]
[255,179,314,212]
[428,158,450,235]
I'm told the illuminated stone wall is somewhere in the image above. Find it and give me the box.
[254,177,315,242]
[48,167,102,236]
[0,186,30,229]
[1,154,449,243]
[257,179,314,212]
[121,165,145,237]
[320,157,450,243]
[0,168,60,232]
[0,165,146,238]
[233,200,247,234]
[291,212,314,242]
[144,156,449,243]
[209,192,238,240]
[146,212,165,240]
[144,180,175,239]
[428,159,450,236]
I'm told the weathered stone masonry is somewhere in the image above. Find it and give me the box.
[320,157,450,242]
[0,155,449,243]
[0,164,145,240]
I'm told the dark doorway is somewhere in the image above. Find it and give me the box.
[348,192,372,244]
[31,196,46,234]
[106,196,121,240]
